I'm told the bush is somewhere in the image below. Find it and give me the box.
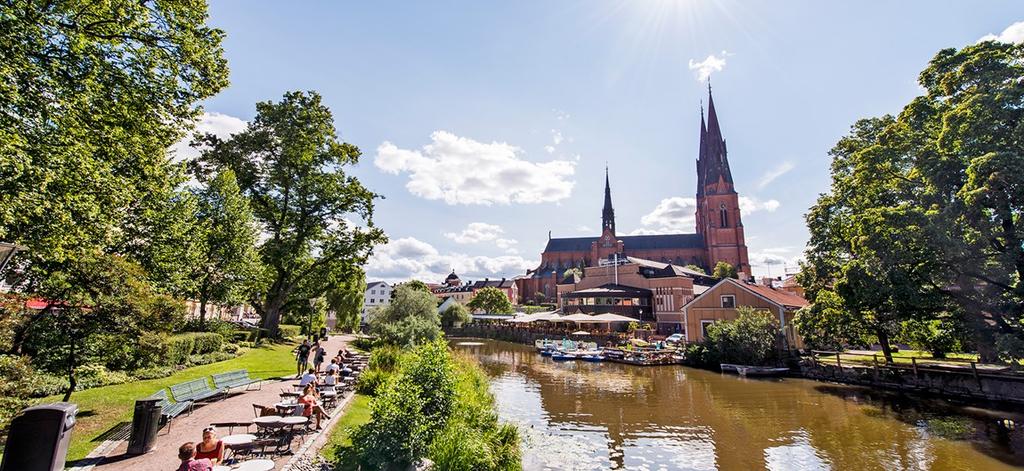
[222,343,240,354]
[368,285,441,347]
[165,332,224,365]
[356,369,390,396]
[74,364,133,390]
[705,307,780,366]
[279,324,302,339]
[231,330,251,343]
[180,317,237,338]
[187,351,235,366]
[351,336,378,352]
[191,332,223,354]
[368,346,403,373]
[351,379,430,469]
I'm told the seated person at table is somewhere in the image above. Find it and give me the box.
[194,426,224,465]
[322,370,337,386]
[177,442,213,471]
[326,358,340,375]
[339,361,353,376]
[299,384,329,430]
[299,367,318,388]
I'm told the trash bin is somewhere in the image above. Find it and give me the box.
[127,397,162,455]
[0,402,77,471]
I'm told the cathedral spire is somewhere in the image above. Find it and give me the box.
[602,166,615,234]
[700,84,733,192]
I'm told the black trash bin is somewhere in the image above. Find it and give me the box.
[127,397,162,455]
[0,402,77,471]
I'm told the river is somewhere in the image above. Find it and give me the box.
[452,339,1023,471]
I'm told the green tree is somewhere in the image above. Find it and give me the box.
[369,285,442,347]
[440,303,471,329]
[793,290,869,351]
[705,307,780,366]
[328,273,367,332]
[191,91,387,336]
[189,170,261,326]
[801,40,1024,362]
[467,287,513,314]
[0,0,226,352]
[712,261,738,279]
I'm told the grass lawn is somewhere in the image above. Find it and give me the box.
[51,341,297,461]
[817,350,981,367]
[321,393,371,470]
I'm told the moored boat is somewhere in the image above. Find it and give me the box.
[720,363,790,377]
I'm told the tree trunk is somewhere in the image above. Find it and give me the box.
[199,298,208,328]
[63,339,76,402]
[262,297,286,337]
[876,328,894,364]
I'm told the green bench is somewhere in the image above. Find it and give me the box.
[169,378,223,403]
[151,389,191,431]
[212,369,262,392]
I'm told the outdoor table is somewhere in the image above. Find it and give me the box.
[212,466,232,471]
[253,415,283,424]
[274,402,303,415]
[235,459,275,471]
[279,415,309,434]
[221,433,256,447]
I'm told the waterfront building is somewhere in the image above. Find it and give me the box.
[516,87,751,303]
[678,277,808,348]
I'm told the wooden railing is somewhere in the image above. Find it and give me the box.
[807,350,1024,383]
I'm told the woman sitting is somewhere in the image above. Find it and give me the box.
[298,383,329,430]
[194,426,224,465]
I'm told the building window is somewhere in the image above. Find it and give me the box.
[721,295,735,308]
[371,289,376,295]
[701,320,715,338]
[719,203,728,228]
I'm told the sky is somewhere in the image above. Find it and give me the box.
[187,1,1024,285]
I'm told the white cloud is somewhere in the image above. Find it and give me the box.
[444,222,505,244]
[544,145,556,154]
[375,131,577,205]
[739,196,780,215]
[978,21,1024,43]
[495,238,518,250]
[169,112,248,162]
[757,161,795,189]
[555,109,571,121]
[640,197,698,232]
[688,52,729,82]
[551,129,564,145]
[575,225,592,233]
[748,247,803,278]
[365,237,534,283]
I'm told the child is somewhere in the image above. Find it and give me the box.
[177,442,213,471]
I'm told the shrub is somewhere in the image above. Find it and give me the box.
[165,334,196,365]
[231,330,251,343]
[351,336,378,352]
[705,307,780,366]
[222,343,240,354]
[191,332,224,354]
[132,365,180,380]
[74,364,133,390]
[351,379,430,469]
[368,346,403,373]
[356,369,390,396]
[180,317,236,338]
[368,285,441,347]
[187,351,235,366]
[279,324,302,339]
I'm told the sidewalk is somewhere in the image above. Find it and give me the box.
[80,334,356,471]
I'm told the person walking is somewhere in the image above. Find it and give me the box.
[294,339,311,378]
[312,342,326,372]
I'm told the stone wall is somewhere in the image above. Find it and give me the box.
[801,361,1024,405]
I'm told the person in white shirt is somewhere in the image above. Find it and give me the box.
[326,358,340,375]
[299,368,318,388]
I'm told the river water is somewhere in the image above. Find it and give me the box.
[452,339,1024,471]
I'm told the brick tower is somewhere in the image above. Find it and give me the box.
[695,85,751,278]
[591,166,624,263]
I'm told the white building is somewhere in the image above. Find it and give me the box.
[362,281,392,323]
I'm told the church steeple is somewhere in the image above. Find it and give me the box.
[698,83,734,194]
[602,166,615,234]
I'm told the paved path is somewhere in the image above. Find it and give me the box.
[82,334,357,471]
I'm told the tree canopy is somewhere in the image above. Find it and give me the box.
[712,261,738,280]
[369,284,442,347]
[467,287,514,314]
[191,90,387,335]
[800,40,1024,362]
[440,303,471,328]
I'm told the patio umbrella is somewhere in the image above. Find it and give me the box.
[570,330,590,336]
[592,313,638,323]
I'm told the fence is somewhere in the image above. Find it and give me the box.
[804,350,1024,405]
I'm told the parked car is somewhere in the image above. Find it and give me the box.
[665,333,684,344]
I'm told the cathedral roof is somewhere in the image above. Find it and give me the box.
[543,233,704,253]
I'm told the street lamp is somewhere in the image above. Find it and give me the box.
[307,297,320,340]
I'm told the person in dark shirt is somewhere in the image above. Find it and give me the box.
[177,442,212,471]
[294,340,311,378]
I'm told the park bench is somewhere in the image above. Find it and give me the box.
[150,389,191,432]
[169,378,224,403]
[212,369,262,392]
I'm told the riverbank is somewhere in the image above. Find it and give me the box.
[451,325,1024,407]
[455,338,1024,470]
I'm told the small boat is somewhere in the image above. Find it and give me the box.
[540,349,555,357]
[720,363,790,377]
[579,354,604,363]
[551,352,576,361]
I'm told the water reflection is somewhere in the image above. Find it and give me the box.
[454,339,1024,471]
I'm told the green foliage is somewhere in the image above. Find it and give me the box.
[712,261,738,279]
[441,303,472,328]
[520,305,549,314]
[801,41,1024,363]
[684,264,707,275]
[346,342,519,471]
[705,307,780,366]
[681,342,713,367]
[328,272,367,332]
[164,332,224,365]
[190,91,387,336]
[368,346,403,373]
[278,324,302,339]
[369,285,442,347]
[898,318,966,358]
[355,369,390,396]
[793,290,869,351]
[467,287,514,314]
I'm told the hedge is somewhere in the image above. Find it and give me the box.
[279,324,302,339]
[165,332,223,366]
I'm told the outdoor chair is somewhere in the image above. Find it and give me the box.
[253,403,277,417]
[212,369,262,393]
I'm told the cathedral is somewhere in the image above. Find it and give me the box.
[516,87,751,303]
